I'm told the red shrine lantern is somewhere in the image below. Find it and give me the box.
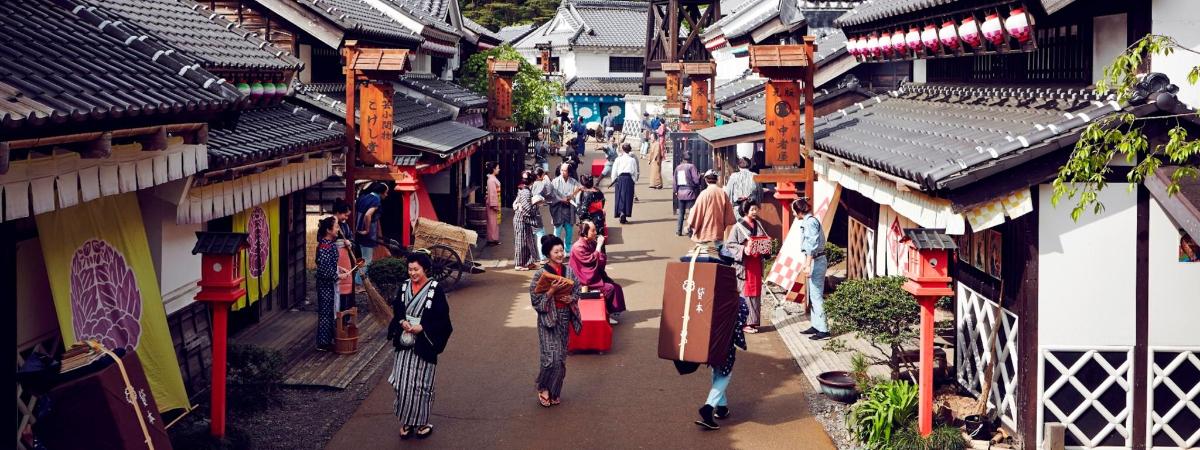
[922,24,941,53]
[1005,7,1033,43]
[192,232,250,438]
[899,228,956,438]
[867,34,881,57]
[906,27,922,54]
[960,16,982,48]
[939,20,960,50]
[982,13,1004,46]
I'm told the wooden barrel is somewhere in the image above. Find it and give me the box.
[466,204,488,223]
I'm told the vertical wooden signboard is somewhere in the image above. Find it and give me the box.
[359,81,394,165]
[764,80,800,166]
[663,62,682,115]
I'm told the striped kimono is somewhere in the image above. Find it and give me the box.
[512,186,539,267]
[388,280,452,427]
[529,264,583,401]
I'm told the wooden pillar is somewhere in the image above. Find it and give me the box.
[801,36,816,201]
[395,167,419,247]
[663,62,683,117]
[684,62,715,129]
[343,42,359,224]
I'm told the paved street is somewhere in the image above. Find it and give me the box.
[326,148,835,449]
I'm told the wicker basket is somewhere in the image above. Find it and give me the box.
[413,218,477,259]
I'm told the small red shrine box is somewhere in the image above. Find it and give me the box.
[193,232,249,303]
[568,299,612,353]
[591,159,605,178]
[901,228,956,297]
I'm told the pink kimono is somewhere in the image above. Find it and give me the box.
[486,174,501,242]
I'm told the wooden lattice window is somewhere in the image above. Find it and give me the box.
[609,57,645,73]
[1149,348,1200,449]
[846,216,876,279]
[1039,347,1134,449]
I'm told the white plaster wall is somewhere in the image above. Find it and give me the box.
[1037,184,1138,347]
[1152,0,1200,107]
[1147,198,1200,347]
[572,52,611,78]
[713,47,750,82]
[561,51,579,81]
[912,59,927,83]
[1093,13,1129,84]
[138,192,202,314]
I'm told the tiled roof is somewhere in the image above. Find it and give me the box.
[714,75,766,107]
[813,28,848,62]
[383,0,460,36]
[207,103,345,170]
[517,0,646,49]
[834,0,958,27]
[565,77,643,96]
[462,16,501,43]
[293,82,452,134]
[192,231,248,255]
[83,0,302,71]
[497,23,538,43]
[696,119,765,145]
[723,82,871,122]
[0,0,244,135]
[398,75,487,110]
[810,83,1159,190]
[395,120,489,155]
[292,0,423,46]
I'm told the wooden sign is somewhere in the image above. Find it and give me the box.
[690,77,711,128]
[487,58,518,131]
[764,80,800,166]
[663,62,682,111]
[358,81,394,165]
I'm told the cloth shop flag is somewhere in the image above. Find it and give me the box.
[232,197,280,311]
[35,193,189,412]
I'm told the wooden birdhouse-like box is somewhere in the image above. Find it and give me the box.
[192,232,249,304]
[901,228,956,297]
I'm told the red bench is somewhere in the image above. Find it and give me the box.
[568,298,612,353]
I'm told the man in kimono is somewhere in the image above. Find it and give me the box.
[550,163,582,243]
[571,117,588,157]
[611,143,639,224]
[723,157,760,217]
[794,197,830,340]
[674,151,701,236]
[686,170,736,255]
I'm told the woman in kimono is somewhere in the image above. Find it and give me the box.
[529,235,582,407]
[723,200,768,333]
[388,252,453,440]
[648,133,665,189]
[512,171,540,271]
[576,175,607,238]
[485,162,502,246]
[570,221,626,325]
[314,217,344,351]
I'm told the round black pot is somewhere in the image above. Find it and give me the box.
[816,371,859,403]
[963,414,992,439]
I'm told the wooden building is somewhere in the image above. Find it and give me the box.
[808,1,1200,449]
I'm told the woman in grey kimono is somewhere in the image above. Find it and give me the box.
[723,200,768,333]
[512,171,540,271]
[529,235,582,407]
[387,252,453,440]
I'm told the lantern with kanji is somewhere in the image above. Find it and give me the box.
[905,27,922,54]
[192,232,249,438]
[922,25,941,53]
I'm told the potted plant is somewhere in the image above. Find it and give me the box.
[824,276,921,380]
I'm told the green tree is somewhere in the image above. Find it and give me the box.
[1052,34,1200,220]
[457,44,564,130]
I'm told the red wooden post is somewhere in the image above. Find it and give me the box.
[899,228,957,437]
[918,295,936,436]
[394,167,419,247]
[191,232,249,438]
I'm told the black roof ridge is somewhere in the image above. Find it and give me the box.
[183,0,306,70]
[298,0,423,46]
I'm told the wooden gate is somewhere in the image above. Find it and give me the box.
[473,132,529,206]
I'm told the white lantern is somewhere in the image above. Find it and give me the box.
[981,13,1003,46]
[892,30,908,54]
[867,34,880,57]
[939,20,960,50]
[960,16,982,48]
[906,27,923,53]
[922,25,941,52]
[878,33,893,56]
[1005,8,1032,43]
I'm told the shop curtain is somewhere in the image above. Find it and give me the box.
[231,198,280,311]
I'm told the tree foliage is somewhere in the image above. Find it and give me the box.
[824,276,920,379]
[1052,34,1200,221]
[460,0,558,31]
[457,44,564,129]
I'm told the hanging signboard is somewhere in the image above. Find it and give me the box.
[764,80,801,166]
[359,81,394,166]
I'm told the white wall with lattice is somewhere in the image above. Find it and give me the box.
[956,283,1019,431]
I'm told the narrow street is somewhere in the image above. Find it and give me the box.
[325,148,836,449]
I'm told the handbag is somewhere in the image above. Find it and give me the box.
[391,280,437,349]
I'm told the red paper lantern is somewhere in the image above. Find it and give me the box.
[1005,8,1033,43]
[879,33,894,56]
[939,21,960,50]
[922,25,941,52]
[867,34,881,57]
[848,37,861,57]
[892,30,908,54]
[959,17,982,48]
[981,13,1004,46]
[906,27,923,53]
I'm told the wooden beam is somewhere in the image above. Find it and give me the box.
[80,132,112,159]
[0,141,8,175]
[137,127,168,152]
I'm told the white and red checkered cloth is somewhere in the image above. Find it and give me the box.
[766,218,806,288]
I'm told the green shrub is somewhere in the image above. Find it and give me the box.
[847,380,919,449]
[226,344,285,413]
[849,352,882,392]
[826,276,920,378]
[935,296,953,311]
[367,256,408,287]
[891,425,968,450]
[825,242,846,266]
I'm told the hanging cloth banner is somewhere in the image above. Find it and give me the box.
[35,193,189,412]
[232,197,281,311]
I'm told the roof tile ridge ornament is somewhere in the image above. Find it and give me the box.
[60,0,242,103]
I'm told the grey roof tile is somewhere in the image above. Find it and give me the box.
[395,120,489,155]
[383,0,460,36]
[565,77,642,95]
[83,0,302,71]
[207,102,345,169]
[834,0,959,27]
[192,231,248,255]
[462,16,501,43]
[290,0,422,46]
[696,119,765,144]
[517,0,646,49]
[0,0,243,135]
[398,75,487,110]
[497,23,538,43]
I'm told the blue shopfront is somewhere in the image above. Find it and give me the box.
[567,94,626,129]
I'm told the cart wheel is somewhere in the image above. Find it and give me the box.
[427,245,463,290]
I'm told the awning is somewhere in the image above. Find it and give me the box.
[696,120,765,147]
[396,121,491,156]
[2,141,207,222]
[815,155,966,234]
[177,156,332,224]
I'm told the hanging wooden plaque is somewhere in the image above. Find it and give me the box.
[690,77,711,128]
[359,81,394,166]
[764,80,800,166]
